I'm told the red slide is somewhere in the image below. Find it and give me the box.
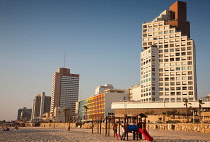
[139,128,153,141]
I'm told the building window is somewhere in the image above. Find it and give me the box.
[182,87,187,90]
[177,98,181,102]
[171,98,175,102]
[148,28,152,32]
[189,92,193,95]
[189,86,193,90]
[169,30,174,33]
[177,92,181,95]
[176,87,181,90]
[188,81,193,85]
[170,82,175,85]
[171,92,175,95]
[188,76,193,80]
[165,77,169,81]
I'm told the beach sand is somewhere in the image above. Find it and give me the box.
[0,127,209,142]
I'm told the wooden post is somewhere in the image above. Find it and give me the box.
[118,118,121,136]
[100,120,102,134]
[126,115,128,141]
[97,121,99,134]
[108,118,110,137]
[105,116,107,136]
[139,117,142,139]
[113,116,115,137]
[92,121,94,134]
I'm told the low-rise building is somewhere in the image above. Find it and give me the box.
[77,84,128,121]
[111,101,210,119]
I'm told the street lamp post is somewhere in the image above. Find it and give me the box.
[123,97,127,116]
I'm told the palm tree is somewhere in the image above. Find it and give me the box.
[84,106,89,121]
[184,99,191,123]
[170,109,177,119]
[198,99,205,121]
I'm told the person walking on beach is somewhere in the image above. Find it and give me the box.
[121,125,126,141]
[113,123,118,136]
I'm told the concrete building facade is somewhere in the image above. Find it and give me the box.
[50,68,79,118]
[140,1,197,103]
[129,84,141,101]
[17,107,32,122]
[31,92,51,120]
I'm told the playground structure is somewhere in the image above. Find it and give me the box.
[90,113,153,141]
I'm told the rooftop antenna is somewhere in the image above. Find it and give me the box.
[64,54,66,68]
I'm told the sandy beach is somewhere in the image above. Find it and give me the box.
[0,127,210,142]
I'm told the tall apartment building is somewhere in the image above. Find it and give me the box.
[31,92,51,120]
[50,68,79,118]
[140,1,197,103]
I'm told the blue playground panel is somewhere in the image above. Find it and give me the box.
[127,125,137,132]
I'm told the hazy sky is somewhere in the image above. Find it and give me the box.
[0,0,210,121]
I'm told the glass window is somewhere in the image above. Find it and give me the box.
[177,92,181,95]
[148,28,152,32]
[169,30,174,33]
[177,98,181,102]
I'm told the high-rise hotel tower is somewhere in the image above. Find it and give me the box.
[140,1,197,103]
[50,68,79,117]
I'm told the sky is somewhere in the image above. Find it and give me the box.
[0,0,210,121]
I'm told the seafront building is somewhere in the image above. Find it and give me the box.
[50,68,79,121]
[129,84,141,101]
[17,107,32,122]
[31,92,51,121]
[111,1,210,122]
[76,84,128,121]
[140,1,197,103]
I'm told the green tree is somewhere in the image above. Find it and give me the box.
[184,99,191,123]
[84,106,89,121]
[198,99,205,120]
[170,109,178,118]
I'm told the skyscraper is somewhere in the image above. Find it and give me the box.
[50,68,79,118]
[140,1,197,103]
[31,92,51,120]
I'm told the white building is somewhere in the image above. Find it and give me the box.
[129,84,141,101]
[140,1,197,103]
[95,84,114,94]
[50,68,79,119]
